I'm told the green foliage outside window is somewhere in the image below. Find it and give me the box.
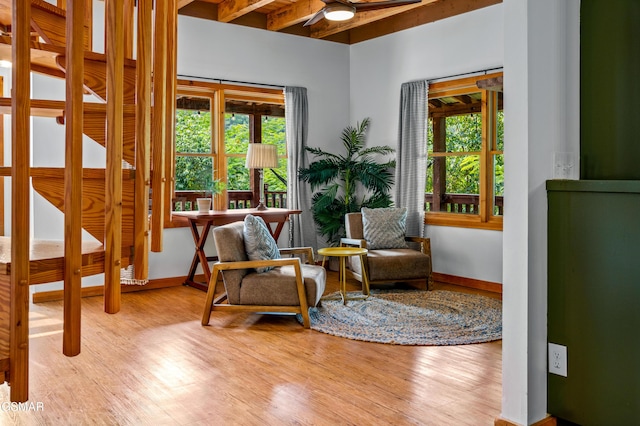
[174,109,288,192]
[175,109,214,191]
[426,111,505,198]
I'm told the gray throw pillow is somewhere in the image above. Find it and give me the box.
[243,214,281,273]
[361,207,408,250]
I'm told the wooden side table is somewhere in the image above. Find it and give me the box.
[317,247,370,305]
[172,208,301,291]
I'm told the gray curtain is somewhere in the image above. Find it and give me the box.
[395,80,428,237]
[284,86,317,250]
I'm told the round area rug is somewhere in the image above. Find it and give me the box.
[297,289,502,345]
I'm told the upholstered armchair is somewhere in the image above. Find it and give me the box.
[201,219,326,328]
[340,209,433,290]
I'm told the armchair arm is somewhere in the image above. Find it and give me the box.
[279,247,315,264]
[340,238,367,248]
[203,257,308,326]
[405,236,432,257]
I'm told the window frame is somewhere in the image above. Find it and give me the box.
[425,72,503,231]
[165,80,285,227]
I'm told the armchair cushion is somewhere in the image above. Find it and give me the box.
[243,214,281,273]
[239,264,325,307]
[361,207,409,249]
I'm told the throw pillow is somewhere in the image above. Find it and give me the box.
[243,214,281,273]
[361,207,408,250]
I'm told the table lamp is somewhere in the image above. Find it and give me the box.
[245,143,278,210]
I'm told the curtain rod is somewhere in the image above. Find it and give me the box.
[177,74,285,90]
[427,66,503,84]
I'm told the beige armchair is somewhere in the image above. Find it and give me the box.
[201,221,326,328]
[341,212,433,290]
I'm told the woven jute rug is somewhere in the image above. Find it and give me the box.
[298,289,502,345]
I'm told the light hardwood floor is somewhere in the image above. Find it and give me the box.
[0,272,502,425]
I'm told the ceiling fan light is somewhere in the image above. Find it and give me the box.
[323,4,356,21]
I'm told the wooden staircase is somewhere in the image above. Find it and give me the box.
[0,0,177,402]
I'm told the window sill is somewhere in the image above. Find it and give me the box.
[425,212,503,231]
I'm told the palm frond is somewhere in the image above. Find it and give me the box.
[298,117,395,243]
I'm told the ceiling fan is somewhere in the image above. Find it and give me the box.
[303,0,422,27]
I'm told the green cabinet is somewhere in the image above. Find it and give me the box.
[547,180,640,425]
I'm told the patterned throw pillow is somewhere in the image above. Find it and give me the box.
[243,214,281,273]
[361,207,408,250]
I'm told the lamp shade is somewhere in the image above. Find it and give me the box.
[245,143,278,169]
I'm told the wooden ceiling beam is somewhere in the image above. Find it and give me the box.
[476,75,503,92]
[453,94,473,104]
[267,0,323,31]
[177,0,197,8]
[309,0,440,39]
[349,0,501,44]
[218,0,274,22]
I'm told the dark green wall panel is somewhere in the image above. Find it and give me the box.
[547,180,640,425]
[580,0,640,179]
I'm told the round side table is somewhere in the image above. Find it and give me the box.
[317,247,370,305]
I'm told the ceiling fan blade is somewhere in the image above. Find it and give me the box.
[353,0,421,12]
[303,9,327,27]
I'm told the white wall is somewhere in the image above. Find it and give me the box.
[349,5,504,284]
[501,0,580,423]
[147,17,351,279]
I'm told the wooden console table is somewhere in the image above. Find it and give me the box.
[172,208,302,291]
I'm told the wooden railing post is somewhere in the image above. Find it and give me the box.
[163,0,178,228]
[63,0,86,357]
[151,0,168,251]
[10,0,31,403]
[105,0,124,314]
[134,0,152,280]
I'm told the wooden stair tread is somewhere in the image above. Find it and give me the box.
[0,35,137,79]
[0,167,136,179]
[0,236,132,284]
[0,98,135,118]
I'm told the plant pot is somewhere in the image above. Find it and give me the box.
[196,198,211,212]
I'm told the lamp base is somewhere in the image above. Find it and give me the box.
[255,202,268,211]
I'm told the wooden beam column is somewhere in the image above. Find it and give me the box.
[151,0,168,251]
[249,115,262,207]
[134,0,152,280]
[432,116,446,212]
[163,0,177,228]
[213,90,226,211]
[10,0,31,402]
[105,0,124,313]
[480,90,495,221]
[64,0,86,357]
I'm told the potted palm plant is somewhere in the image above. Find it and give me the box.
[298,118,395,246]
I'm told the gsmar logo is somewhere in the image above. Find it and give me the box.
[1,401,44,412]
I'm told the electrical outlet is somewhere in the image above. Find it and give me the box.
[548,343,568,377]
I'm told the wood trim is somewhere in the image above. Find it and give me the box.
[31,275,190,304]
[495,415,557,426]
[429,72,504,96]
[432,272,502,294]
[426,212,503,231]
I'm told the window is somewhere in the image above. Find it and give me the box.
[168,80,286,225]
[425,73,503,230]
